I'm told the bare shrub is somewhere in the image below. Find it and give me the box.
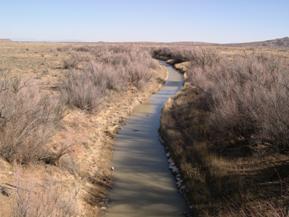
[56,47,70,52]
[100,46,154,88]
[189,48,220,67]
[89,62,127,91]
[227,201,288,217]
[60,62,127,111]
[60,45,155,111]
[188,52,289,150]
[63,54,78,69]
[152,47,192,62]
[0,71,63,164]
[60,68,105,111]
[13,170,79,217]
[74,46,91,52]
[153,47,220,66]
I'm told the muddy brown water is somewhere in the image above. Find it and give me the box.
[106,62,187,217]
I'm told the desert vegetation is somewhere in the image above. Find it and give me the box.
[0,41,165,217]
[0,71,63,164]
[12,168,79,217]
[2,39,289,217]
[189,51,289,152]
[61,46,157,111]
[158,46,289,216]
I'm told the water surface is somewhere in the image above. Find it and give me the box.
[106,63,186,217]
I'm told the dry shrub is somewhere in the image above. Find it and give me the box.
[153,47,220,66]
[13,170,79,217]
[63,54,78,69]
[80,45,156,88]
[153,47,193,62]
[0,71,63,164]
[160,47,289,216]
[227,202,288,217]
[189,48,220,67]
[188,52,289,151]
[60,66,105,111]
[127,62,153,88]
[61,45,156,111]
[60,61,127,111]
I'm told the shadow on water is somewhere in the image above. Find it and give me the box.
[106,62,188,217]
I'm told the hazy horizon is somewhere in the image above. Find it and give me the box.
[1,0,289,43]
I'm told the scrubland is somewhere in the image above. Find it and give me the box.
[1,39,289,217]
[0,41,166,217]
[156,46,289,216]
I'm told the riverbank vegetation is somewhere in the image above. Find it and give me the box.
[0,41,165,217]
[157,46,289,216]
[61,46,157,111]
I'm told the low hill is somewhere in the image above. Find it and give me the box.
[227,37,289,48]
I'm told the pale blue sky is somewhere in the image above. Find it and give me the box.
[0,0,288,43]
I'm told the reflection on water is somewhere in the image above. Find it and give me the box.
[106,62,187,217]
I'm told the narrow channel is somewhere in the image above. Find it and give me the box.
[106,62,187,217]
